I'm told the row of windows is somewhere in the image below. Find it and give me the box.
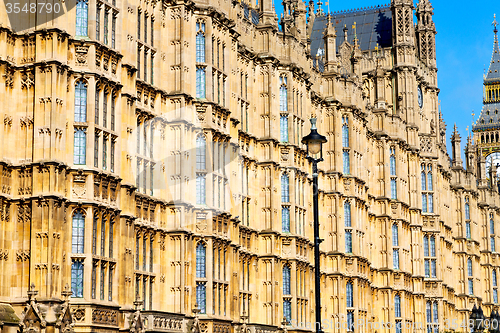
[96,3,117,48]
[72,210,114,257]
[138,9,154,46]
[137,47,155,84]
[74,81,117,170]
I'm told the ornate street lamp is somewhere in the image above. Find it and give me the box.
[301,118,327,333]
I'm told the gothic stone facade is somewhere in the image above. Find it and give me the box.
[0,0,496,332]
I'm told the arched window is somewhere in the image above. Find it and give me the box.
[421,164,426,191]
[71,260,84,297]
[430,236,435,257]
[432,302,438,331]
[392,224,399,246]
[467,258,473,276]
[195,21,206,63]
[465,198,470,220]
[344,201,351,227]
[280,75,288,112]
[72,211,85,253]
[74,129,87,165]
[283,266,291,295]
[196,243,206,278]
[342,116,349,148]
[76,0,89,36]
[281,174,289,202]
[75,81,87,122]
[427,165,433,191]
[196,135,206,170]
[342,116,350,174]
[346,281,353,307]
[390,148,396,176]
[394,294,401,317]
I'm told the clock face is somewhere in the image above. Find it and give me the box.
[417,85,423,108]
[486,152,500,176]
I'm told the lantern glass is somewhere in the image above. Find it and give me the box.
[308,141,322,155]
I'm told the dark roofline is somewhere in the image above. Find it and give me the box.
[330,3,390,16]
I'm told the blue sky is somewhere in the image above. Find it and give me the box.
[275,0,498,158]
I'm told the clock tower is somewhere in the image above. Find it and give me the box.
[473,15,500,183]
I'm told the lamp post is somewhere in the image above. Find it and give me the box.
[301,118,327,333]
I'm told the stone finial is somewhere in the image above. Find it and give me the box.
[27,283,38,301]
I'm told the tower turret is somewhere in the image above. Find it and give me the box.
[323,15,337,72]
[451,124,463,168]
[416,0,437,68]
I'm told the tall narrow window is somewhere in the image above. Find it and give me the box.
[111,14,116,48]
[91,264,97,299]
[76,0,89,37]
[196,174,206,205]
[491,214,496,252]
[342,117,349,148]
[282,207,290,233]
[280,115,288,143]
[150,17,154,47]
[466,221,471,239]
[110,140,115,173]
[494,269,498,303]
[280,75,288,111]
[109,219,114,258]
[395,294,401,317]
[100,263,105,300]
[96,4,101,41]
[94,132,99,168]
[345,201,352,253]
[342,116,350,174]
[196,135,206,170]
[103,10,109,45]
[75,81,87,122]
[345,230,352,253]
[344,201,351,227]
[468,258,473,295]
[144,14,147,44]
[151,55,154,85]
[421,164,434,213]
[137,11,141,40]
[74,129,87,165]
[95,86,100,124]
[149,237,153,272]
[137,47,141,79]
[71,260,84,297]
[108,266,113,301]
[100,215,106,256]
[283,265,291,323]
[423,235,437,278]
[111,94,115,131]
[72,211,85,253]
[196,21,206,62]
[196,283,206,314]
[103,90,108,128]
[103,136,108,170]
[465,197,470,220]
[392,224,399,270]
[281,174,289,202]
[346,281,353,307]
[92,212,98,255]
[390,147,397,200]
[196,67,206,99]
[196,243,206,278]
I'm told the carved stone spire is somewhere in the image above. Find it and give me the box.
[451,124,463,168]
[416,0,436,67]
[323,15,337,72]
